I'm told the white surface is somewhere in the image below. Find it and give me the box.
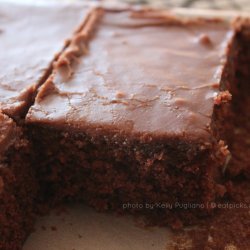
[24,204,173,250]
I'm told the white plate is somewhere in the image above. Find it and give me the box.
[24,204,173,250]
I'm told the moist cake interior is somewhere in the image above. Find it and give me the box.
[0,4,249,250]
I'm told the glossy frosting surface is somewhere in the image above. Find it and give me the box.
[27,10,233,139]
[0,2,91,117]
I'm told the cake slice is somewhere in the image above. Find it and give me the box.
[0,1,93,119]
[0,2,94,249]
[26,8,235,227]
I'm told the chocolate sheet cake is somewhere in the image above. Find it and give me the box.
[0,2,93,249]
[0,2,92,119]
[26,9,234,226]
[0,2,249,249]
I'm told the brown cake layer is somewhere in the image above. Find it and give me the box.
[0,1,93,119]
[225,18,250,178]
[211,17,250,179]
[0,112,37,250]
[26,9,235,228]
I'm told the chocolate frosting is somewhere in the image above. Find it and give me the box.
[27,9,234,140]
[0,2,92,118]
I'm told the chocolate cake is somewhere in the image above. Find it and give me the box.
[0,2,93,249]
[0,2,93,119]
[26,9,234,226]
[0,2,249,249]
[224,18,250,178]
